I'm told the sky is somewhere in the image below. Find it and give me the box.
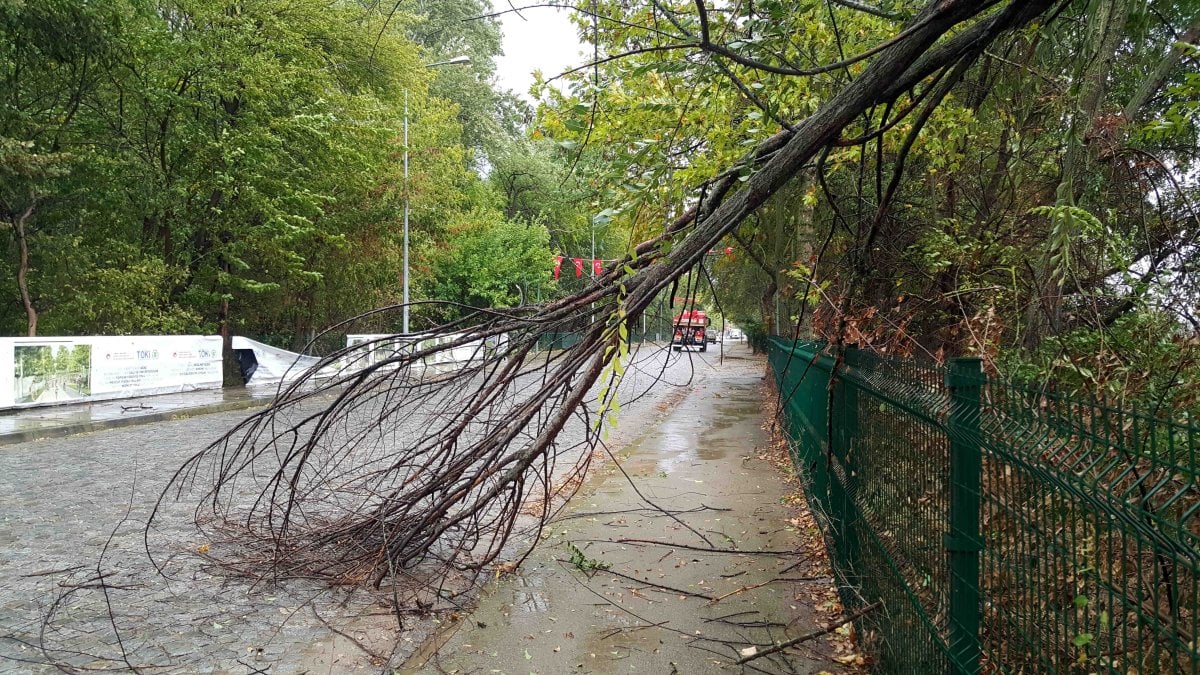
[494,5,585,100]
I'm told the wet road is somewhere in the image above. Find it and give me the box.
[0,343,711,673]
[403,352,839,674]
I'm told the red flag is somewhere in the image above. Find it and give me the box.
[573,258,583,277]
[592,259,602,276]
[553,255,563,280]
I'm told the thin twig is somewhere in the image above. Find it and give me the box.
[735,601,881,664]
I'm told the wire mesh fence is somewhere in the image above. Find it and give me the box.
[535,331,665,351]
[768,338,1200,674]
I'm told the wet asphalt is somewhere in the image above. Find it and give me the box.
[402,349,838,674]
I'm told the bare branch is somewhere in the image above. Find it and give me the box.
[735,601,881,664]
[829,0,901,20]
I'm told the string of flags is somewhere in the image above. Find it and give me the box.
[551,247,734,280]
[552,256,605,279]
[551,247,735,279]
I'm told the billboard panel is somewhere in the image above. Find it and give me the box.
[0,336,223,410]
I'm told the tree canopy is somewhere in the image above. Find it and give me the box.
[4,0,1198,402]
[0,0,602,349]
[529,0,1199,401]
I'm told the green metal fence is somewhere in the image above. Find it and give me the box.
[534,332,664,351]
[768,338,1200,673]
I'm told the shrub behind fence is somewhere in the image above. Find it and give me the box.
[768,338,1200,674]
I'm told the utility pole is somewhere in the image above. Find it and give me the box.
[403,87,409,333]
[403,55,470,334]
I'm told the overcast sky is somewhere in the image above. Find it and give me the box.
[494,6,584,100]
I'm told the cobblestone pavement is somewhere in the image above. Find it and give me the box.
[0,343,726,673]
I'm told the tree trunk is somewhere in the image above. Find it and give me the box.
[14,202,37,337]
[219,260,244,387]
[1123,20,1200,123]
[1026,0,1133,348]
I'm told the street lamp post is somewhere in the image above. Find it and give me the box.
[403,55,470,334]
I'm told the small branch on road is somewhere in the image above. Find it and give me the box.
[735,601,881,664]
[20,565,86,578]
[309,604,387,662]
[613,538,803,555]
[554,504,731,521]
[588,565,717,600]
[706,579,774,605]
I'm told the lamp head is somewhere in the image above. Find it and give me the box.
[427,55,471,68]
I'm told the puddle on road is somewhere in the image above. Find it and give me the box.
[505,571,553,623]
[619,381,762,475]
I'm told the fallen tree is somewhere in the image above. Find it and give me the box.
[148,0,1061,597]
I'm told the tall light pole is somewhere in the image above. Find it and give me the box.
[404,55,471,334]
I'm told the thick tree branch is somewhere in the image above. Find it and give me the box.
[694,0,710,44]
[829,0,901,20]
[1123,19,1200,122]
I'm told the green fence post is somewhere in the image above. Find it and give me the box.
[945,357,983,674]
[832,345,863,608]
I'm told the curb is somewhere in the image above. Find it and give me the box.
[0,397,271,447]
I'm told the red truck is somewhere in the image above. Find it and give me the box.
[671,309,710,352]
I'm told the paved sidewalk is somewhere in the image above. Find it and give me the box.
[403,353,842,674]
[0,386,279,446]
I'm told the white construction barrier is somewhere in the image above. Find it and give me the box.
[0,335,222,411]
[345,333,508,373]
[231,336,321,386]
[0,330,512,411]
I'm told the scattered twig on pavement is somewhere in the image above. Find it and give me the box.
[776,555,816,574]
[236,659,270,674]
[554,504,730,521]
[687,640,778,675]
[735,601,881,664]
[613,538,801,555]
[592,566,716,601]
[309,604,387,662]
[20,566,86,578]
[706,580,774,605]
[599,620,670,640]
[704,610,759,623]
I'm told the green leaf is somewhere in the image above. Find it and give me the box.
[592,209,617,226]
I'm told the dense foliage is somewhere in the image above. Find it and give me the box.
[531,0,1199,402]
[5,0,1198,403]
[0,0,600,349]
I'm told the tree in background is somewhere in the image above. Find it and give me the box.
[423,213,553,322]
[532,0,1199,399]
[0,0,598,353]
